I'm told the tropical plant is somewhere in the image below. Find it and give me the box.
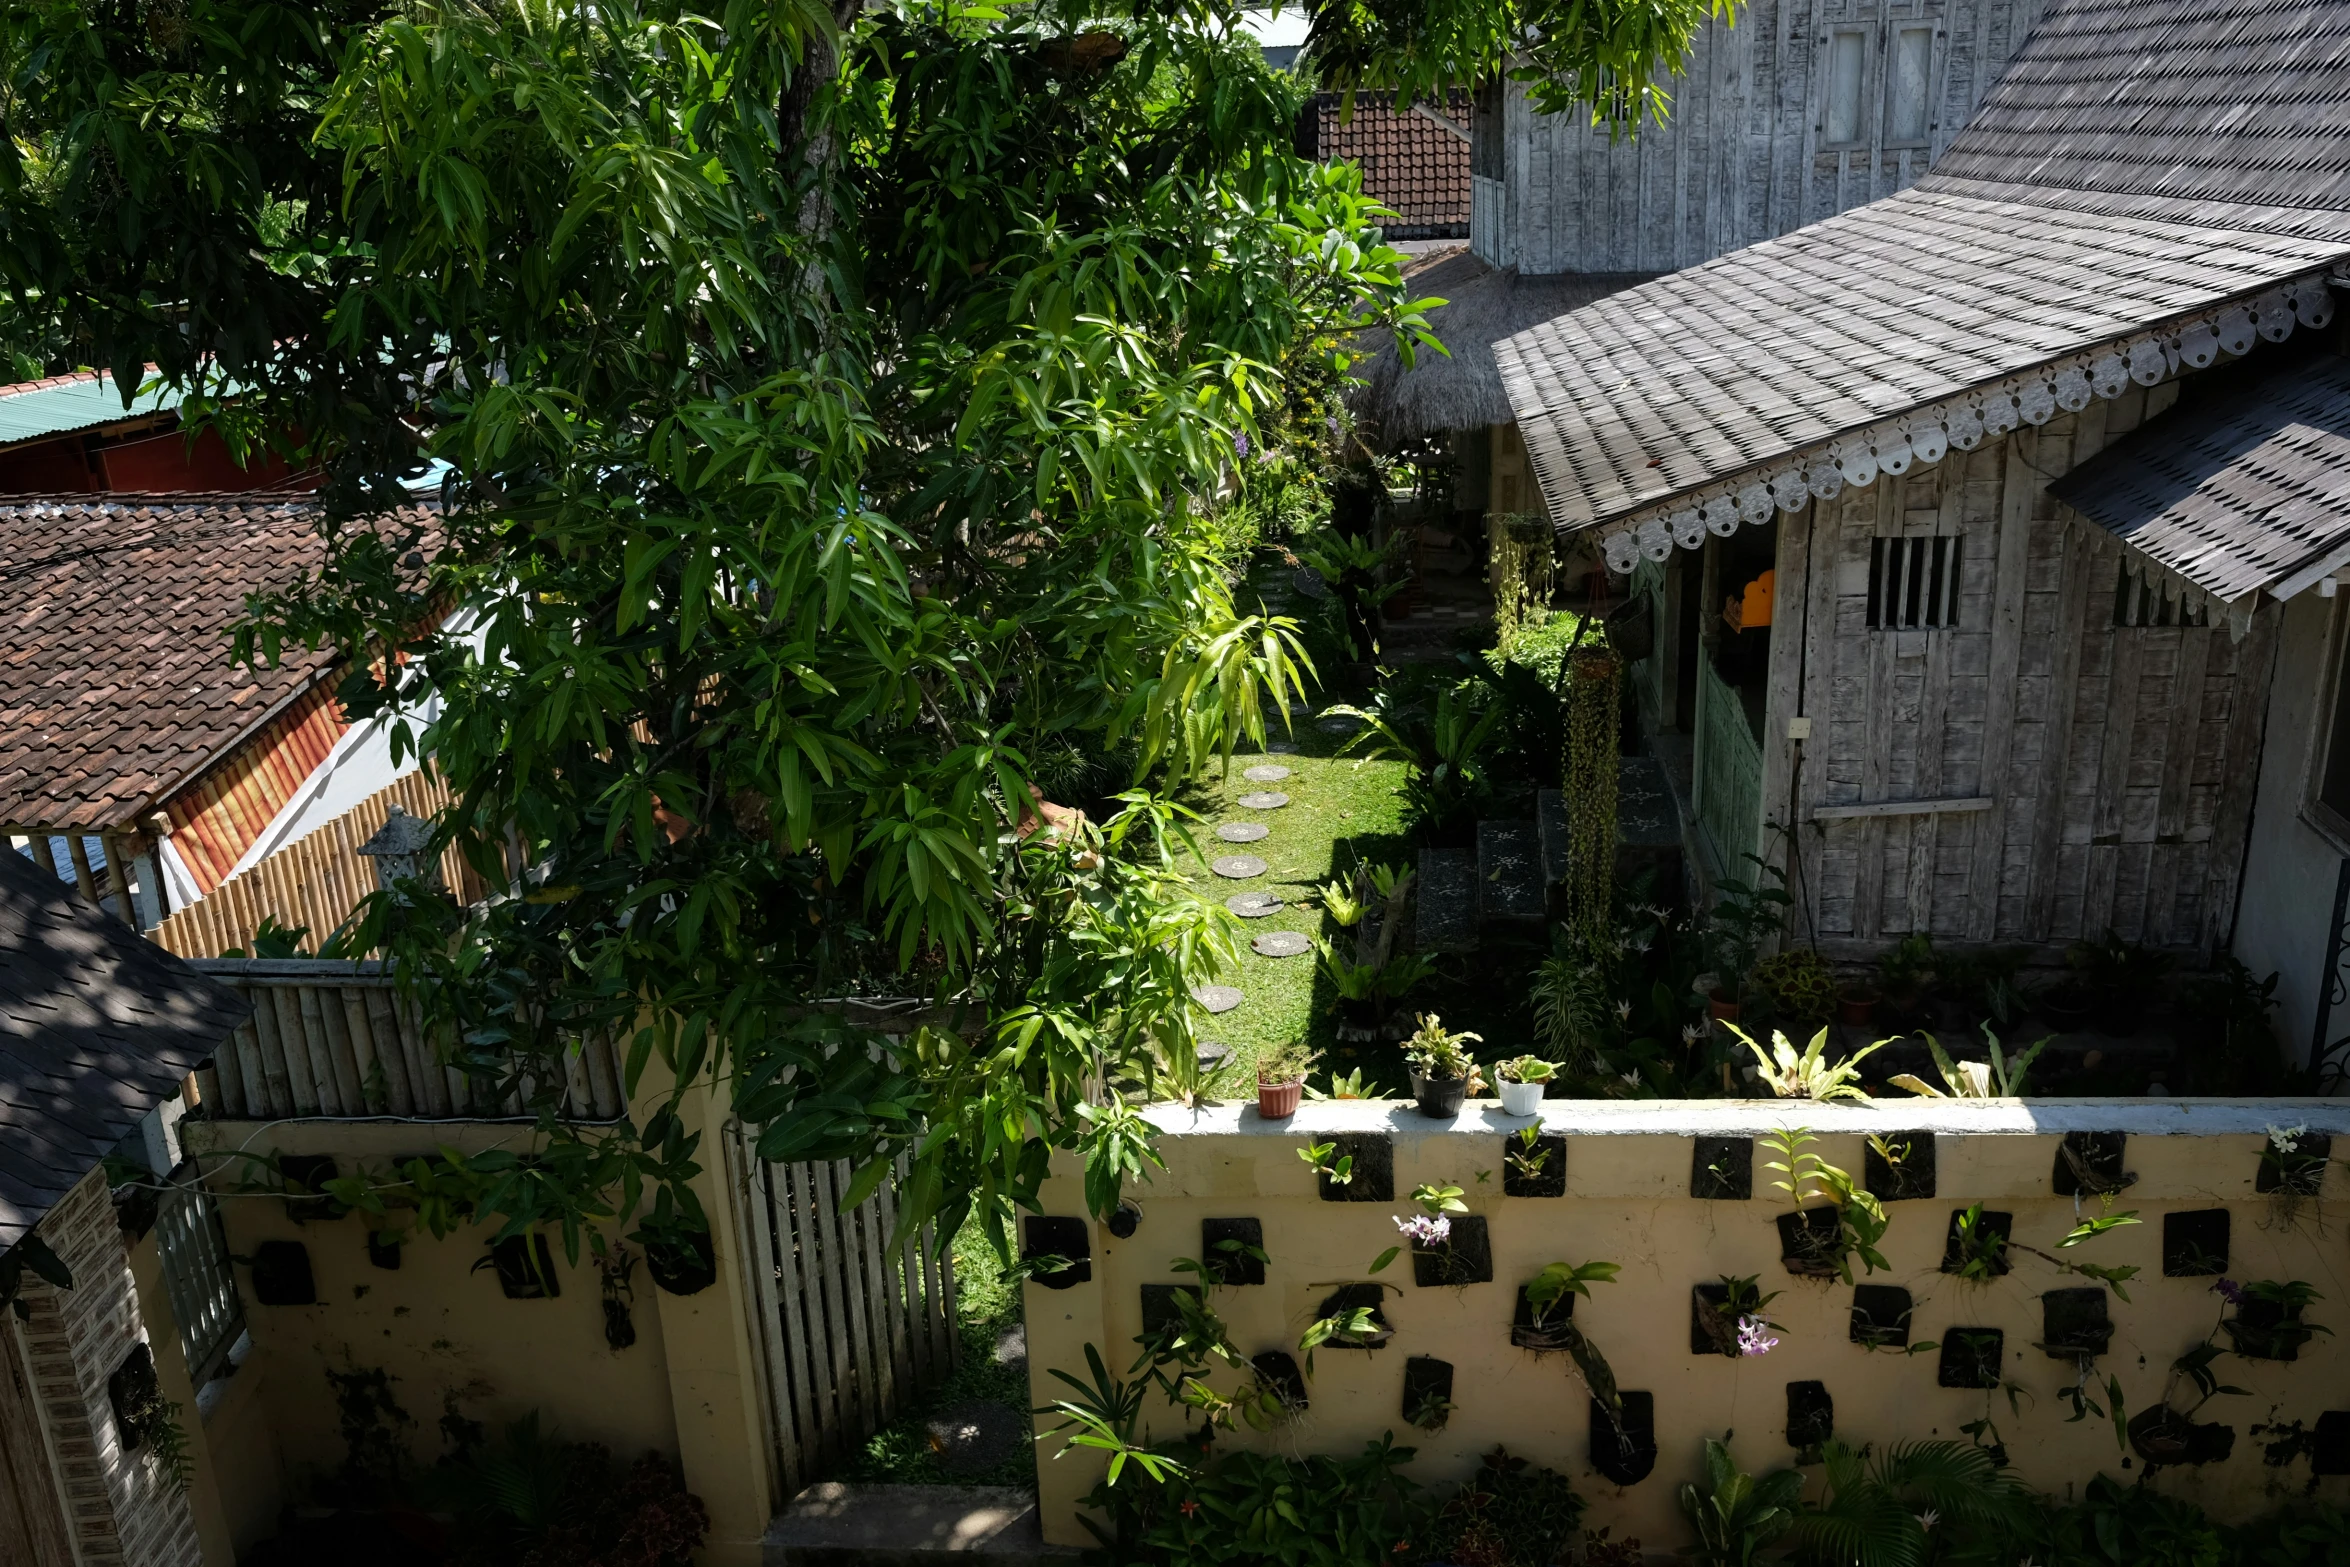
[2007,1475,2230,1567]
[2224,1279,2331,1360]
[1079,1435,1420,1562]
[435,1412,709,1567]
[1313,937,1438,1008]
[1426,1448,1587,1567]
[1521,1260,1620,1330]
[1701,856,1796,998]
[1403,1014,1486,1084]
[1496,1054,1562,1085]
[1694,1275,1783,1358]
[1737,1026,1881,1103]
[1889,1030,2049,1099]
[1561,644,1622,943]
[1762,1127,1890,1283]
[1680,1438,1803,1566]
[1786,1439,2033,1567]
[1330,681,1503,836]
[1259,1041,1319,1086]
[1505,1125,1555,1182]
[1748,949,1838,1028]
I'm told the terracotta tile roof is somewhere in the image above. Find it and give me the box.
[1495,0,2350,539]
[1305,93,1470,238]
[0,845,249,1250]
[0,495,429,832]
[2051,354,2350,605]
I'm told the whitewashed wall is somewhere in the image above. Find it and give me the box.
[1476,0,2045,276]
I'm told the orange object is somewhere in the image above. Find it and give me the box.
[1724,569,1775,631]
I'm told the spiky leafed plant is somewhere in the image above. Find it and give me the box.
[1680,1438,1804,1566]
[1786,1439,2034,1567]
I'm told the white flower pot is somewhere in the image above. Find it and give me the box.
[1498,1079,1546,1117]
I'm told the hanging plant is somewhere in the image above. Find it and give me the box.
[1562,644,1621,946]
[1489,517,1557,658]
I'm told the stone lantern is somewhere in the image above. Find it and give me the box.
[356,804,441,892]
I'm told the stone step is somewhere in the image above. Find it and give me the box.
[1537,757,1687,890]
[1415,846,1479,954]
[1476,820,1545,926]
[764,1484,1075,1566]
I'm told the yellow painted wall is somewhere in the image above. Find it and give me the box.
[1026,1099,2350,1549]
[183,1121,681,1509]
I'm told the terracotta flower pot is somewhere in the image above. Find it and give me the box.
[1837,991,1880,1028]
[1256,1078,1303,1119]
[1708,996,1742,1024]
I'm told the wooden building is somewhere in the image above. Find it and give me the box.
[1496,0,2350,974]
[0,370,301,495]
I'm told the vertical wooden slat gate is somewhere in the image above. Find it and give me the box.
[725,1124,958,1502]
[1695,654,1764,877]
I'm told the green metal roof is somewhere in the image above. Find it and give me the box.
[0,372,178,447]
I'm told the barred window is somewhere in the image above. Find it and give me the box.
[1866,536,1962,629]
[2113,566,2208,628]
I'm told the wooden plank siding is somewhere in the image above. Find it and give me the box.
[1775,388,2276,957]
[1483,0,2044,276]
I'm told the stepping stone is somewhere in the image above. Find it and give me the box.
[1243,764,1292,783]
[1292,566,1331,601]
[923,1399,1029,1476]
[1197,1040,1232,1071]
[1265,739,1301,754]
[1318,715,1362,736]
[1237,792,1290,810]
[1212,854,1266,879]
[1416,846,1478,954]
[766,1483,1070,1562]
[1226,891,1283,918]
[993,1324,1028,1370]
[1537,788,1570,888]
[1478,820,1546,926]
[1252,930,1311,958]
[1217,822,1270,843]
[1193,985,1245,1014]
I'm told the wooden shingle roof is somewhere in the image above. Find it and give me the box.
[1498,0,2350,545]
[0,495,431,832]
[2051,355,2350,605]
[0,845,249,1252]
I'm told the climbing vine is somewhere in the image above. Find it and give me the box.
[1562,645,1622,946]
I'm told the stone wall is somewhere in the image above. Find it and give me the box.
[10,1167,202,1567]
[1024,1098,2350,1549]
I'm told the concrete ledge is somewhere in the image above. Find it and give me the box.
[764,1484,1076,1566]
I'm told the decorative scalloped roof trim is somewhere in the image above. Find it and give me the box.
[1590,269,2345,622]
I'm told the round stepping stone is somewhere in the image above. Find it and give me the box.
[1217,821,1270,843]
[1318,716,1361,735]
[1243,764,1292,783]
[924,1398,1027,1476]
[1226,891,1283,918]
[1264,739,1301,754]
[1193,985,1245,1014]
[1197,1040,1232,1070]
[1252,930,1311,958]
[1237,791,1290,810]
[1212,854,1267,879]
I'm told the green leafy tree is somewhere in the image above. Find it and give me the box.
[1,0,1731,1259]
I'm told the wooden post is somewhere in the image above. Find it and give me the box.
[64,834,102,905]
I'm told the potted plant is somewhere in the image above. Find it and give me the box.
[1749,950,1838,1031]
[1875,934,1938,1031]
[1257,1041,1316,1119]
[1836,983,1880,1028]
[1494,1054,1560,1116]
[1404,1014,1486,1118]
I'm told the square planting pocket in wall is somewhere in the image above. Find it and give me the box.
[1512,1281,1577,1352]
[279,1154,341,1225]
[485,1234,561,1299]
[1314,1284,1394,1350]
[1938,1328,2004,1389]
[2041,1288,2112,1359]
[2312,1411,2350,1477]
[1412,1214,1492,1288]
[1864,1133,1935,1201]
[1140,1283,1201,1338]
[250,1240,316,1306]
[1850,1285,1914,1348]
[1021,1215,1093,1289]
[2052,1132,2130,1197]
[2162,1209,2230,1276]
[107,1344,160,1452]
[1402,1356,1455,1431]
[1251,1351,1307,1412]
[1590,1392,1657,1486]
[1786,1381,1834,1450]
[366,1230,402,1271]
[1318,1133,1395,1203]
[1690,1284,1736,1356]
[1202,1218,1266,1286]
[1941,1207,2013,1276]
[2257,1132,2332,1195]
[1501,1132,1567,1197]
[1691,1137,1753,1200]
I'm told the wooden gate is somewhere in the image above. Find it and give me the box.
[1695,655,1763,876]
[724,1126,960,1502]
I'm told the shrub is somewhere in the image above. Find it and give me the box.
[1425,1448,1586,1567]
[1084,1437,1421,1566]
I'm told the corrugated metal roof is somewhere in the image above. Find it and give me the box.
[2050,355,2350,604]
[0,372,177,447]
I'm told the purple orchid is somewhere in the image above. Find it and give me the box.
[1735,1314,1779,1357]
[1394,1213,1452,1248]
[2213,1278,2245,1306]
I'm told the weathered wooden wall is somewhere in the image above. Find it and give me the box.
[1777,384,2277,956]
[1474,0,2044,276]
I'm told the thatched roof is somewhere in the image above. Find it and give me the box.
[1350,249,1651,446]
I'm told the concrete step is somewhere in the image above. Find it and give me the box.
[1476,820,1545,926]
[1415,846,1479,953]
[764,1483,1074,1566]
